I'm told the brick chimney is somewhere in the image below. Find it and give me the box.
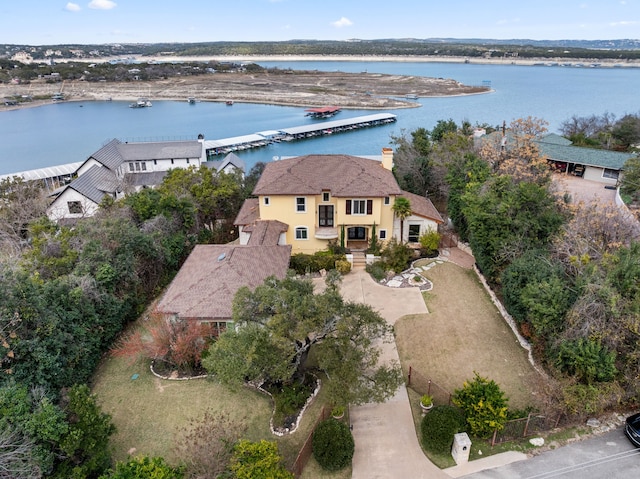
[381,147,394,171]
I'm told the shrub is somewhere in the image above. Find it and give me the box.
[312,418,355,471]
[289,252,346,274]
[555,338,617,384]
[366,262,386,281]
[231,440,293,479]
[99,456,184,479]
[419,229,441,256]
[335,259,351,274]
[421,405,466,454]
[380,239,413,273]
[453,372,509,438]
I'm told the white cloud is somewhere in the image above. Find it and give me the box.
[88,0,117,10]
[332,17,353,28]
[609,20,638,26]
[65,2,81,11]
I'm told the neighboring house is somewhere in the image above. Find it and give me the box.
[46,138,219,221]
[209,152,246,176]
[480,131,635,186]
[536,133,636,185]
[155,244,292,334]
[234,148,444,253]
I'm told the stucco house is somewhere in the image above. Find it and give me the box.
[234,148,444,253]
[155,244,292,333]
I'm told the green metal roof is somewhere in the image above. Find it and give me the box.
[536,135,636,170]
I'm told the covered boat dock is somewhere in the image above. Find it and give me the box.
[204,113,397,157]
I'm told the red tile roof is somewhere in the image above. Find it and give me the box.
[253,154,402,197]
[156,244,291,321]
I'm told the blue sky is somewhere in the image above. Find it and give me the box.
[2,0,639,45]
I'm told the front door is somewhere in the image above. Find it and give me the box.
[347,226,366,240]
[319,205,334,227]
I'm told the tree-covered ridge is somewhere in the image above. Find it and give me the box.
[3,38,640,60]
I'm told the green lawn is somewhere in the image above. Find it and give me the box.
[92,354,334,471]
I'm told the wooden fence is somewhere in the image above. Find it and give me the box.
[291,405,328,478]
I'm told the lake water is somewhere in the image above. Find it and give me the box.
[1,61,639,175]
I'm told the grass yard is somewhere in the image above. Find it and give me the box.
[395,260,544,411]
[91,354,332,471]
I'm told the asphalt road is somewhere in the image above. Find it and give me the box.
[464,428,640,479]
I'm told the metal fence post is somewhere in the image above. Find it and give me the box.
[408,366,412,387]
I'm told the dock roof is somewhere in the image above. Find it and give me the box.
[280,113,396,136]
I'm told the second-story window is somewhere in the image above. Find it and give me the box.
[296,197,306,213]
[346,199,373,215]
[322,192,330,202]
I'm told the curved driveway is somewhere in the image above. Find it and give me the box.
[337,269,450,479]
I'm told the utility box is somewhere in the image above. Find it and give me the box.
[451,432,472,465]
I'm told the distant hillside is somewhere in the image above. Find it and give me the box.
[2,38,640,62]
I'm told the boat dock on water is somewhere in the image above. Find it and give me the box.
[203,113,397,157]
[304,106,341,118]
[3,113,397,187]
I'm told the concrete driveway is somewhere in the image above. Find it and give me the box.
[333,269,450,479]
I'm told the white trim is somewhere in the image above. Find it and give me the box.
[379,229,387,240]
[351,199,366,215]
[295,226,309,240]
[295,196,306,213]
[263,196,270,206]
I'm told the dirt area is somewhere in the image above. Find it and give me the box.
[552,175,617,205]
[394,261,544,410]
[1,70,490,111]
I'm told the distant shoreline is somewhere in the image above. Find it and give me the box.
[58,53,640,68]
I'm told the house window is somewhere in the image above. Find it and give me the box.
[379,229,387,240]
[171,159,174,164]
[602,168,619,180]
[322,192,330,202]
[263,196,270,206]
[295,227,308,240]
[153,159,157,165]
[296,197,306,212]
[408,224,421,243]
[352,199,366,215]
[68,201,83,214]
[129,163,134,172]
[141,162,146,171]
[384,196,390,205]
[186,158,190,164]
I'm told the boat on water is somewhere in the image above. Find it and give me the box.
[304,106,341,119]
[405,94,418,100]
[129,98,152,108]
[187,97,196,104]
[226,100,234,106]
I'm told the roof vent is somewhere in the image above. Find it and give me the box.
[217,253,226,262]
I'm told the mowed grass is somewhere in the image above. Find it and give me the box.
[395,261,543,411]
[91,354,332,469]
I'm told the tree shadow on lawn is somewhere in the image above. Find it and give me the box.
[91,355,331,469]
[395,261,545,411]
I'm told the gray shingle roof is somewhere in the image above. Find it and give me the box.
[69,165,118,204]
[155,244,291,321]
[253,154,402,197]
